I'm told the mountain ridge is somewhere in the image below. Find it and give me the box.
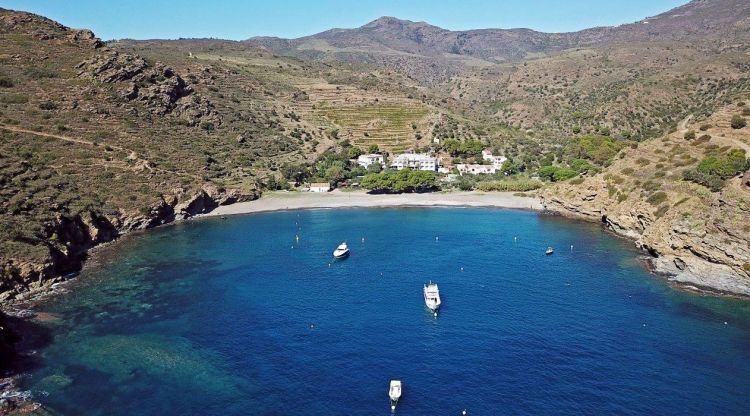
[246,0,750,65]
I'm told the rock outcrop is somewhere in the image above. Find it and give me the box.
[76,50,222,127]
[542,114,750,298]
[543,178,750,296]
[0,186,258,302]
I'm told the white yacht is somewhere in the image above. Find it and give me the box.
[333,242,350,258]
[389,379,402,411]
[423,281,441,314]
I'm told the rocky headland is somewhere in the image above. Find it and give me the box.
[543,109,750,296]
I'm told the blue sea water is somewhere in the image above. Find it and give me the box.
[18,208,750,415]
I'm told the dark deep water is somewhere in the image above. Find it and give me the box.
[18,208,750,415]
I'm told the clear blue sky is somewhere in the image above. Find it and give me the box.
[1,0,689,40]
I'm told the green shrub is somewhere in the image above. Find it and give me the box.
[692,135,711,146]
[475,179,543,192]
[636,158,651,166]
[0,94,28,104]
[684,130,696,140]
[655,204,670,218]
[642,180,661,192]
[570,159,594,173]
[647,191,668,206]
[699,124,711,131]
[621,167,634,175]
[564,135,629,165]
[696,149,748,179]
[683,169,726,192]
[361,169,438,193]
[24,67,58,79]
[538,165,578,182]
[38,100,57,110]
[731,115,747,129]
[0,76,13,88]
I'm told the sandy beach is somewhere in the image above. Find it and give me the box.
[206,190,544,217]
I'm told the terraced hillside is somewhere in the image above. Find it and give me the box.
[309,87,431,152]
[114,39,465,153]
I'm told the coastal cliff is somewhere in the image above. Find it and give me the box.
[543,107,750,296]
[0,185,258,303]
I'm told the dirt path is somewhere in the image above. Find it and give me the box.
[677,114,694,135]
[0,124,202,180]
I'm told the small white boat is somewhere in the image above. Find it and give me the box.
[546,247,554,255]
[389,379,402,411]
[423,281,441,314]
[333,242,350,258]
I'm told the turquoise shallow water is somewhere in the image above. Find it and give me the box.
[19,208,750,415]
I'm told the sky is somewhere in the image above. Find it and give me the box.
[1,0,689,40]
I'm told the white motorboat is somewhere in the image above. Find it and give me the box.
[423,281,441,314]
[389,379,402,411]
[333,242,350,258]
[546,246,554,255]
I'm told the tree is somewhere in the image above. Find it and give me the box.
[570,159,594,173]
[324,165,345,183]
[281,163,309,184]
[348,146,363,159]
[731,115,747,129]
[368,144,380,154]
[361,169,438,193]
[366,162,382,173]
[538,165,579,182]
[500,159,519,175]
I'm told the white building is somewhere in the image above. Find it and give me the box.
[308,182,331,192]
[457,164,497,175]
[482,149,508,168]
[390,153,439,171]
[357,154,384,169]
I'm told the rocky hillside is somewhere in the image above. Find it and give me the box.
[0,8,494,302]
[2,1,750,302]
[543,105,750,296]
[248,0,750,67]
[248,0,750,138]
[0,10,302,301]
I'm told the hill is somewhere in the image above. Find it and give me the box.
[544,105,750,295]
[248,0,750,138]
[1,0,750,301]
[247,0,750,70]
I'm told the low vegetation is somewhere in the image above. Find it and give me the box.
[360,169,438,193]
[683,149,749,191]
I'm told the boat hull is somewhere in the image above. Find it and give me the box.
[333,249,349,258]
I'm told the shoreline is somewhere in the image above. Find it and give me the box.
[2,189,746,410]
[203,190,544,217]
